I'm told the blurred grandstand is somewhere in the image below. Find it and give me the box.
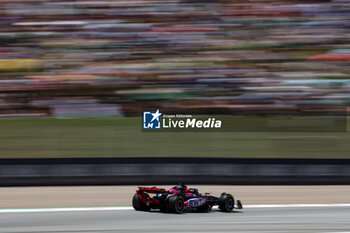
[0,0,350,118]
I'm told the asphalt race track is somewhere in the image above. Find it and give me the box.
[1,206,350,233]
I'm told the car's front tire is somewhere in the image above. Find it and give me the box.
[218,193,234,212]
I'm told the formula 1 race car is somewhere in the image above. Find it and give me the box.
[132,183,242,214]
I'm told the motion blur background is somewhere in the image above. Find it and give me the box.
[0,0,349,159]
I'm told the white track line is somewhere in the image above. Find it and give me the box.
[1,204,350,213]
[243,204,350,208]
[0,207,131,213]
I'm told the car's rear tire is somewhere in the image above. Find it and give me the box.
[218,193,234,212]
[132,193,151,211]
[167,195,184,214]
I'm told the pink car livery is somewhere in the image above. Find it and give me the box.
[133,183,242,214]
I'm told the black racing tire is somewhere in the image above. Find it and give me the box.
[167,195,185,214]
[132,193,151,211]
[218,193,234,212]
[132,193,143,211]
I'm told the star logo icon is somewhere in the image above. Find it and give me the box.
[150,109,162,122]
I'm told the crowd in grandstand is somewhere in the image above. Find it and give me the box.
[0,0,349,117]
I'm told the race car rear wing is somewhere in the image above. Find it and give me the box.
[138,187,166,194]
